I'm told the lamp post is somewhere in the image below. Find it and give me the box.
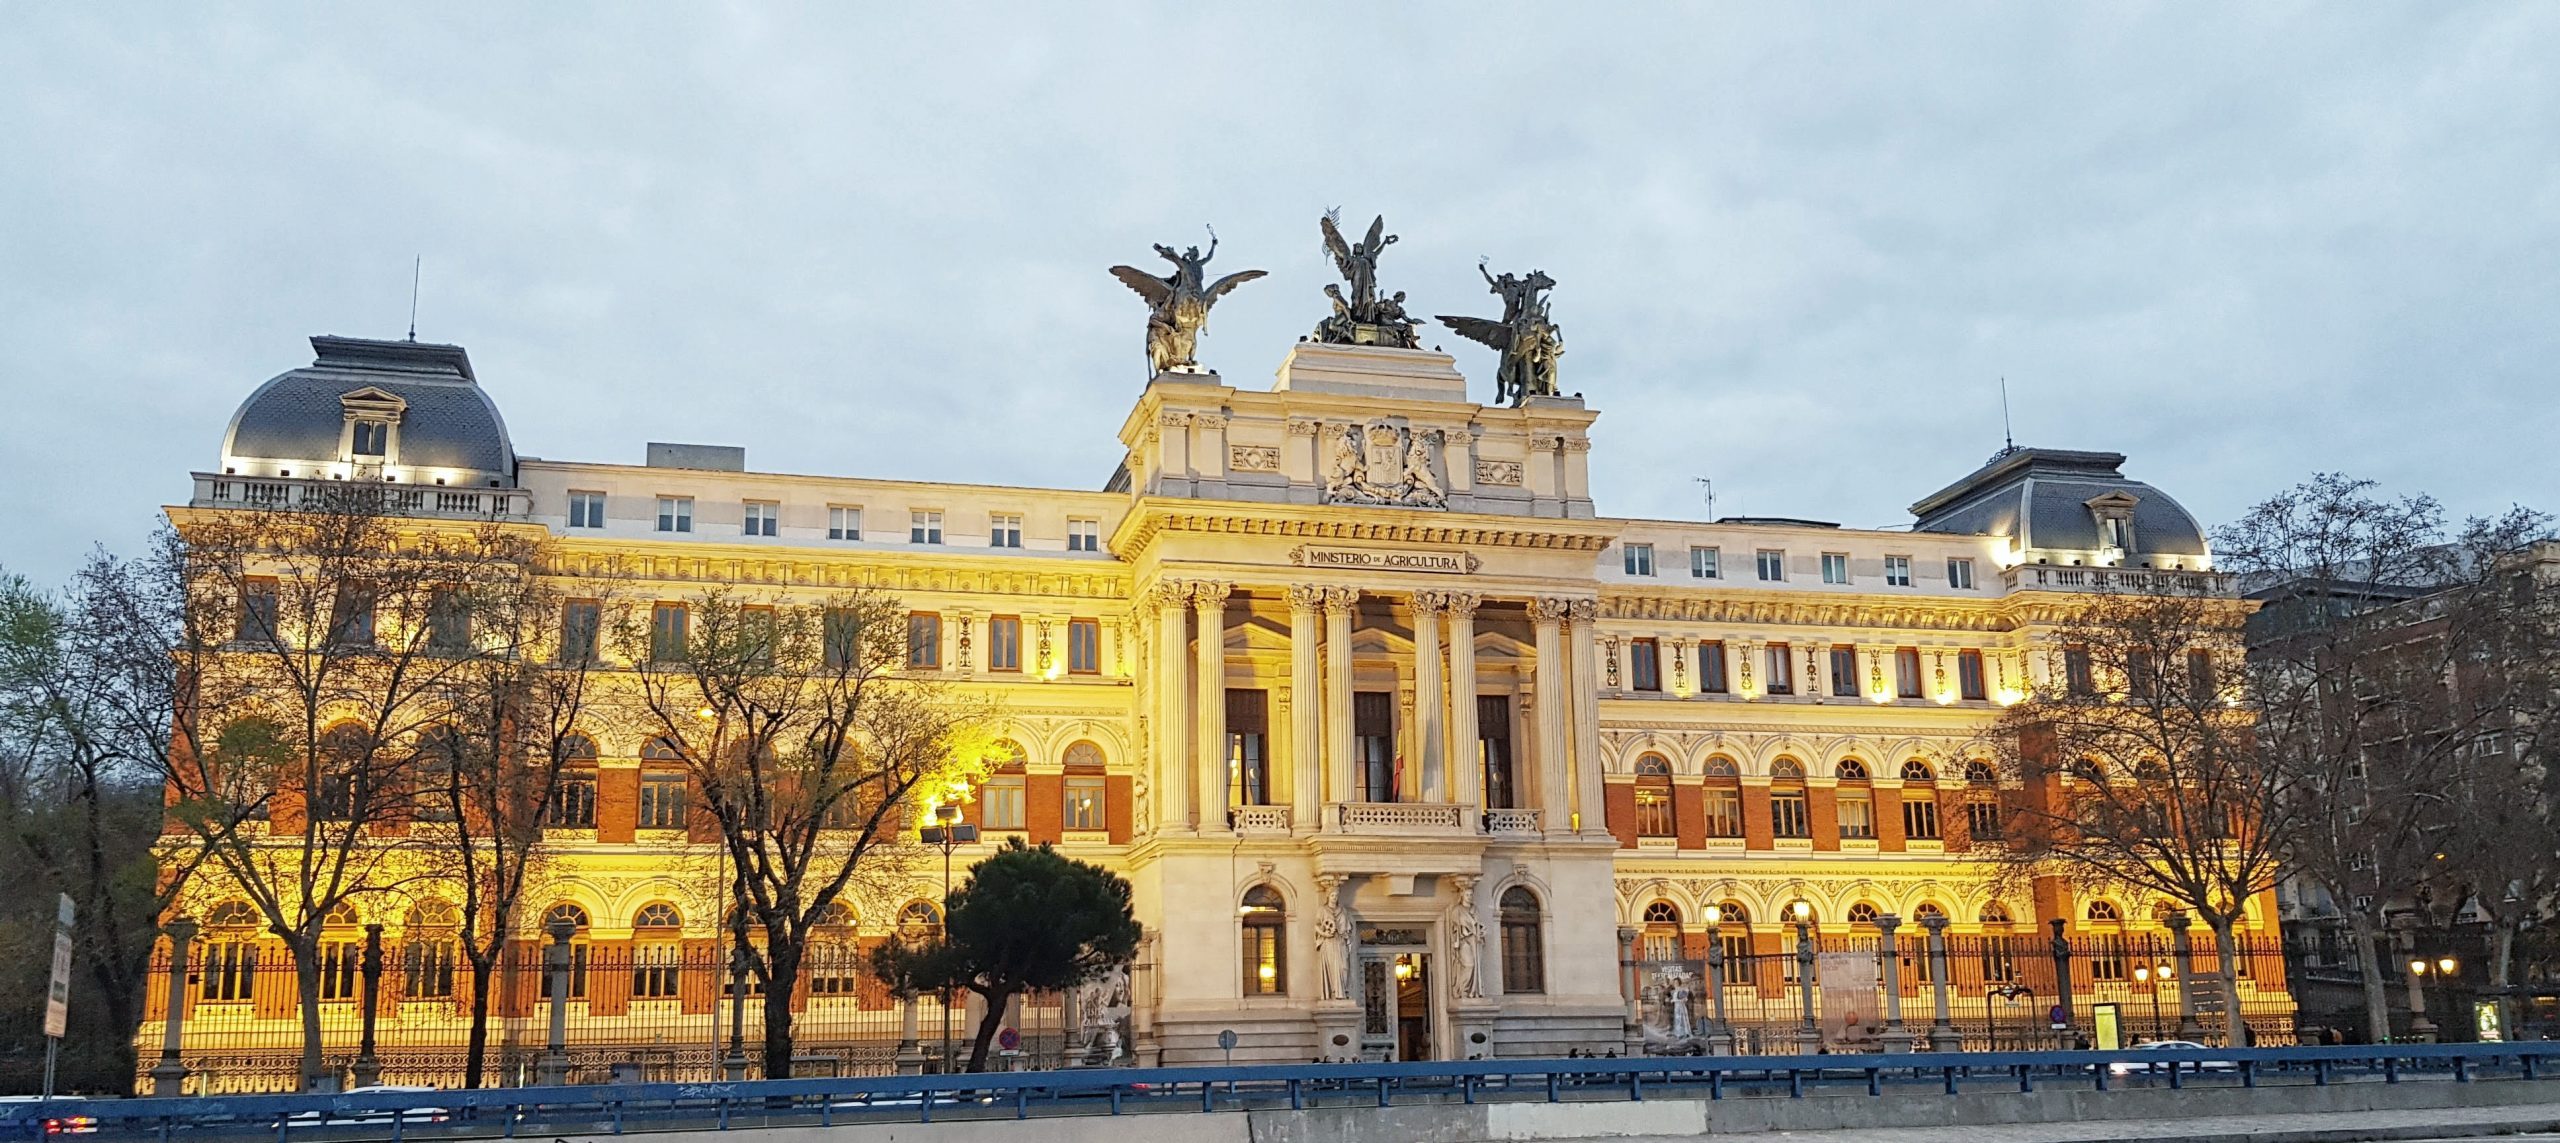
[2133,963,2170,1041]
[352,924,385,1088]
[1791,901,1820,1053]
[2407,958,2438,1043]
[918,800,978,1073]
[1702,905,1733,1055]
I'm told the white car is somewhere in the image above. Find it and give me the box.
[2109,1040,2240,1075]
[284,1084,450,1127]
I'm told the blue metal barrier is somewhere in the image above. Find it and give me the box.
[6,1043,2558,1140]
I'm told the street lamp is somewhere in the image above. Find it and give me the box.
[2408,958,2439,1042]
[918,800,978,1072]
[2133,962,2169,1040]
[1791,901,1819,1053]
[1702,905,1732,1054]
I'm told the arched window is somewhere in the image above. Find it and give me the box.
[1770,758,1805,779]
[1702,756,1739,778]
[1063,741,1107,832]
[1835,759,1876,840]
[1640,901,1681,962]
[1965,760,1997,784]
[1701,756,1742,839]
[1913,902,1947,924]
[402,901,458,1000]
[199,901,261,1003]
[1978,902,2013,926]
[2084,902,2129,980]
[811,901,862,996]
[1710,901,1752,984]
[897,900,941,940]
[411,726,462,822]
[642,736,684,762]
[2085,900,2123,923]
[1633,754,1675,839]
[980,740,1028,831]
[1499,887,1544,994]
[319,902,362,1002]
[542,903,591,931]
[1770,758,1810,839]
[315,724,373,821]
[1978,903,2019,981]
[818,901,858,927]
[630,902,683,999]
[1846,902,1881,927]
[633,902,682,929]
[1240,885,1286,996]
[1900,759,1936,782]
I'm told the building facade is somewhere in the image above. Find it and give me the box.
[154,330,2288,1087]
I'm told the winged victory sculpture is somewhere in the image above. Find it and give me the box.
[1437,264,1563,407]
[1311,210,1420,348]
[1109,230,1267,377]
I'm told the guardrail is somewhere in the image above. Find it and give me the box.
[7,1043,2557,1140]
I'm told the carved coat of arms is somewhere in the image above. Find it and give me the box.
[1322,421,1446,508]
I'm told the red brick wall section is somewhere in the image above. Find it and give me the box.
[679,938,718,1014]
[1807,785,1840,852]
[1874,786,1905,852]
[1603,780,1637,849]
[1939,788,1972,852]
[1026,774,1063,845]
[597,769,638,844]
[587,939,631,1017]
[1673,784,1706,850]
[1742,785,1775,850]
[1105,775,1133,845]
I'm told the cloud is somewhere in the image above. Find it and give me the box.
[2,2,2555,581]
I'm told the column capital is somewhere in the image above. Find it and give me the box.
[1567,598,1599,623]
[1147,579,1194,609]
[1287,584,1329,613]
[1531,596,1575,622]
[1442,591,1482,618]
[1190,581,1234,609]
[1319,586,1362,614]
[1410,590,1451,615]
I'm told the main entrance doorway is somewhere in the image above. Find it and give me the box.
[1358,937,1433,1061]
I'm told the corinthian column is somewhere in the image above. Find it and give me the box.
[1445,594,1482,808]
[1287,586,1326,831]
[1411,591,1448,803]
[1532,598,1572,834]
[1194,582,1234,832]
[1323,588,1359,812]
[1150,581,1194,832]
[1568,598,1606,835]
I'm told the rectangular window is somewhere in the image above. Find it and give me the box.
[1227,688,1270,807]
[1764,643,1794,695]
[1884,555,1911,587]
[910,510,943,544]
[200,942,256,1002]
[1822,552,1851,584]
[1622,543,1654,576]
[1629,638,1660,692]
[1354,691,1396,802]
[906,613,941,669]
[822,608,861,670]
[1771,790,1810,838]
[632,946,682,999]
[1699,641,1728,693]
[1067,618,1101,673]
[989,513,1023,549]
[547,772,598,828]
[987,616,1022,672]
[1243,917,1285,996]
[238,577,280,643]
[402,939,456,999]
[743,501,778,537]
[1501,910,1544,995]
[320,940,360,1001]
[649,603,688,662]
[1967,796,2005,841]
[1947,557,1976,590]
[1896,647,1924,698]
[1478,695,1515,810]
[827,506,861,541]
[981,776,1026,830]
[1903,792,1941,840]
[656,497,692,533]
[1634,785,1675,838]
[427,587,470,653]
[2064,646,2095,695]
[1981,940,2016,983]
[1756,549,1786,582]
[561,600,601,663]
[1958,650,1987,700]
[1690,546,1720,579]
[568,491,606,529]
[1065,776,1105,831]
[638,774,687,830]
[1838,790,1875,839]
[1829,645,1860,698]
[327,586,375,647]
[352,421,388,457]
[1067,518,1101,552]
[1701,788,1742,838]
[2188,649,2217,701]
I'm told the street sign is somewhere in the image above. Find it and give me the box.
[44,894,74,1039]
[997,1026,1020,1052]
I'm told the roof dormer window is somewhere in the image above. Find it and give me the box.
[337,386,408,467]
[352,421,389,457]
[2084,490,2140,558]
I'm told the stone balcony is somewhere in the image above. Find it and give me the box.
[1229,805,1293,834]
[192,473,535,521]
[1329,801,1474,835]
[2002,563,2234,596]
[1480,808,1542,837]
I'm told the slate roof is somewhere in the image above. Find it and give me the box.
[221,336,516,481]
[1908,447,2205,557]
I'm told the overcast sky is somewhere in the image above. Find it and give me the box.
[4,3,2556,584]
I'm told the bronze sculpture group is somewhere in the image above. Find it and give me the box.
[1107,211,1566,408]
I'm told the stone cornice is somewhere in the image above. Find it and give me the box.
[1115,501,1619,557]
[538,539,1134,602]
[1600,587,2012,633]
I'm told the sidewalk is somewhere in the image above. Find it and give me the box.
[1654,1101,2560,1143]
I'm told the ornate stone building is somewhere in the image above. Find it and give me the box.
[162,326,2284,1079]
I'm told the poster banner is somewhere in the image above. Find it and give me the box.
[1818,951,1880,1052]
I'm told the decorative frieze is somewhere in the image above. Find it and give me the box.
[1474,459,1524,486]
[1229,444,1281,472]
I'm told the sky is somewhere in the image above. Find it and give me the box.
[3,3,2556,585]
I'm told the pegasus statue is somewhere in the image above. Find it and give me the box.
[1109,230,1266,376]
[1438,265,1562,407]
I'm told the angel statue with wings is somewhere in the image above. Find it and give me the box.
[1438,264,1563,407]
[1109,230,1267,377]
[1313,211,1420,348]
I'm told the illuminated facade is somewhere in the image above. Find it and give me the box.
[157,331,2286,1081]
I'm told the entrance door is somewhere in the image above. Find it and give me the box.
[1359,950,1432,1061]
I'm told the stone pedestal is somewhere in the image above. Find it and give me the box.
[1273,342,1468,403]
[1449,1000,1499,1061]
[1312,1001,1362,1063]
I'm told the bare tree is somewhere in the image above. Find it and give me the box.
[165,485,541,1089]
[615,586,998,1078]
[1984,585,2290,1045]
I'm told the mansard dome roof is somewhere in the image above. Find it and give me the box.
[1908,447,2206,560]
[220,336,516,485]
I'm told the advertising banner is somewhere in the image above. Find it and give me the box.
[1818,951,1880,1052]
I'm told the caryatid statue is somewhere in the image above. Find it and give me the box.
[1313,211,1421,349]
[1437,264,1564,407]
[1109,229,1267,377]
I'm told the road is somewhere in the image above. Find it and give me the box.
[1596,1101,2560,1143]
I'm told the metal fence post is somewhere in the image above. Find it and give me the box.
[1878,914,1912,1053]
[2049,919,2076,1049]
[1704,921,1734,1056]
[1924,914,1955,1051]
[538,916,575,1086]
[1795,917,1822,1053]
[724,943,752,1080]
[2167,911,2202,1039]
[352,924,384,1088]
[149,918,197,1097]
